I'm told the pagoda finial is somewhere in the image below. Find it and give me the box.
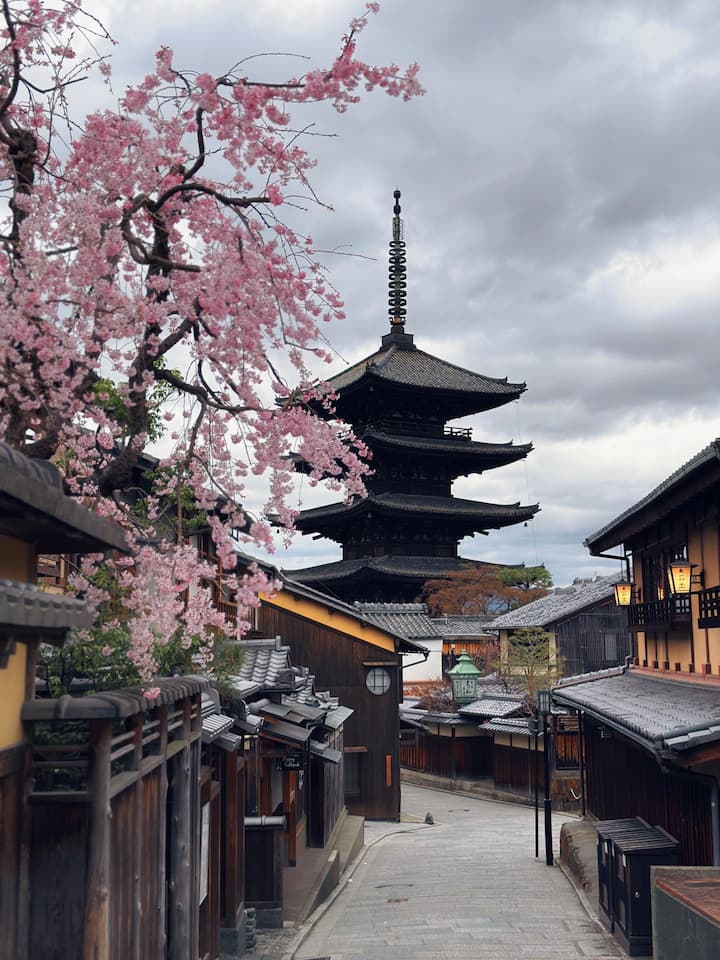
[388,188,407,329]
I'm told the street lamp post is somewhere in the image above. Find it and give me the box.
[537,689,554,866]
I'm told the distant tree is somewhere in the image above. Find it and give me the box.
[423,564,552,617]
[496,626,563,706]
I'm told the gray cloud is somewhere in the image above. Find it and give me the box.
[101,0,720,585]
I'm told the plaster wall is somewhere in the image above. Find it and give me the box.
[402,637,442,681]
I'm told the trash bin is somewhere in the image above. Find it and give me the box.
[595,817,679,957]
[612,825,679,956]
[595,817,649,931]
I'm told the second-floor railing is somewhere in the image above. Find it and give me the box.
[698,586,720,628]
[628,596,690,629]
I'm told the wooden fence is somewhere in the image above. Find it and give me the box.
[20,677,210,960]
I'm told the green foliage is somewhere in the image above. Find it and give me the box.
[497,626,564,705]
[92,359,178,444]
[496,565,553,590]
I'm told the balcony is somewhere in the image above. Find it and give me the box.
[628,597,690,631]
[698,586,720,628]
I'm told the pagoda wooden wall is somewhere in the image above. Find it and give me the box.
[258,604,401,820]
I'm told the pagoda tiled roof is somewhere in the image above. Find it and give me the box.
[326,343,526,403]
[363,429,532,463]
[553,668,720,754]
[296,492,539,529]
[485,574,621,630]
[286,554,485,584]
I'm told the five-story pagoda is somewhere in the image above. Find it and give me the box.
[285,191,538,602]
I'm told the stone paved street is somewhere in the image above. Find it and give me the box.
[294,783,623,960]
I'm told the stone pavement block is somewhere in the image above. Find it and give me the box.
[296,784,625,960]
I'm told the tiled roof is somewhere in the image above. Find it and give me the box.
[481,717,536,736]
[485,574,621,630]
[231,638,308,691]
[286,555,493,583]
[354,602,442,639]
[553,669,720,752]
[296,492,538,527]
[0,441,130,554]
[328,344,526,401]
[432,614,495,637]
[0,578,94,637]
[585,439,720,553]
[459,696,525,719]
[363,429,532,464]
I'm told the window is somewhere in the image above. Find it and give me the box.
[344,753,361,796]
[365,667,391,695]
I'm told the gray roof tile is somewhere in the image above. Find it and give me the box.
[297,492,538,526]
[486,574,621,630]
[328,344,526,399]
[354,602,442,639]
[553,669,720,751]
[459,696,525,718]
[432,614,495,637]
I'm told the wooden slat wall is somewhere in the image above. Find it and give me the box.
[259,605,401,820]
[28,802,89,959]
[23,691,207,960]
[493,742,539,795]
[0,746,24,960]
[400,732,492,779]
[585,717,714,866]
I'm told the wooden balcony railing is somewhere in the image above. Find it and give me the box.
[698,586,720,628]
[628,596,690,630]
[443,426,472,441]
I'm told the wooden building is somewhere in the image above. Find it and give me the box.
[255,576,427,820]
[0,442,128,960]
[555,440,720,867]
[487,574,632,677]
[225,636,352,927]
[286,190,537,603]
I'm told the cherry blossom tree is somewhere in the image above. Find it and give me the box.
[0,0,423,683]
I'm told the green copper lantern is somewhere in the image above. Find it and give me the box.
[446,651,481,705]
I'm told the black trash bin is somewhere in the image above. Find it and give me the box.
[595,817,679,957]
[595,817,650,930]
[612,825,679,956]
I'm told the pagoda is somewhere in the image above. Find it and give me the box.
[285,190,539,602]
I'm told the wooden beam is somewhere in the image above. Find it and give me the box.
[82,720,112,960]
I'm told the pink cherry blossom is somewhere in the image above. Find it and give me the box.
[0,1,423,684]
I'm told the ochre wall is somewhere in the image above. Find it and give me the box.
[0,646,27,749]
[0,536,34,581]
[0,536,35,750]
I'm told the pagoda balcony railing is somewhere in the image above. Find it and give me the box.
[443,426,472,441]
[628,596,690,631]
[698,586,720,628]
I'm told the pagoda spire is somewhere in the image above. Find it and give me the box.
[388,188,407,330]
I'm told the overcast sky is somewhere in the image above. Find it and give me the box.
[98,0,720,587]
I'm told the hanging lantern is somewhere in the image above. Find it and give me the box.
[614,581,634,607]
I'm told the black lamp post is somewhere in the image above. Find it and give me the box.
[537,689,553,866]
